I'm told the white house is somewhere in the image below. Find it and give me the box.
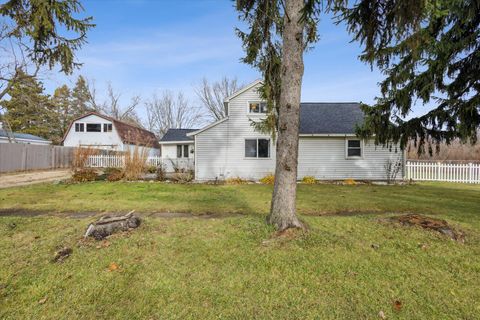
[159,129,197,160]
[187,80,405,181]
[62,112,160,156]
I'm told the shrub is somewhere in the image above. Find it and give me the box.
[171,170,194,183]
[72,147,98,171]
[72,168,98,182]
[106,168,124,182]
[225,177,249,185]
[344,178,357,185]
[259,173,275,185]
[123,146,148,181]
[146,165,157,174]
[156,164,167,181]
[302,176,316,184]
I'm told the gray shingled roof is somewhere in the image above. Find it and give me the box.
[160,128,198,142]
[0,129,50,142]
[299,102,364,134]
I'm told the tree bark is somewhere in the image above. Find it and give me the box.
[267,0,305,231]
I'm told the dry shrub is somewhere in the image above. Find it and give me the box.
[106,168,124,182]
[171,170,194,183]
[123,145,148,181]
[259,173,275,185]
[301,176,316,184]
[344,178,357,185]
[156,164,167,181]
[72,168,98,182]
[225,177,249,185]
[146,165,157,174]
[72,147,98,171]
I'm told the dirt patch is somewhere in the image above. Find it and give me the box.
[388,214,464,241]
[0,169,71,189]
[0,208,243,220]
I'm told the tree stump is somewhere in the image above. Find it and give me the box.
[84,211,141,240]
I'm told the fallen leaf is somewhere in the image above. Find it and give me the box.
[378,310,386,319]
[38,296,48,304]
[393,300,402,311]
[108,262,119,271]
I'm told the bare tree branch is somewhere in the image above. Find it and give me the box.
[145,90,204,137]
[195,76,241,121]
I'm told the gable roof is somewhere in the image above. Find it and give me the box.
[0,129,51,142]
[189,103,364,136]
[224,79,262,103]
[299,103,364,135]
[160,128,198,142]
[62,112,160,148]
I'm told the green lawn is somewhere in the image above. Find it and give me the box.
[1,182,480,319]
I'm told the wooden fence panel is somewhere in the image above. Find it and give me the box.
[0,144,75,173]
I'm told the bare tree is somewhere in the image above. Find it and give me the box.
[145,90,203,137]
[195,77,240,121]
[85,80,142,126]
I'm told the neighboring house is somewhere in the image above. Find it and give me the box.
[188,79,405,181]
[159,129,197,159]
[0,129,52,145]
[62,112,160,156]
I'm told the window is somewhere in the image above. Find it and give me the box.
[75,123,84,132]
[177,144,189,158]
[103,123,112,132]
[245,139,270,158]
[248,102,267,114]
[346,139,362,158]
[86,123,101,132]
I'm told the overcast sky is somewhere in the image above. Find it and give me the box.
[40,0,426,123]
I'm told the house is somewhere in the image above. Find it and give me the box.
[159,128,197,159]
[187,79,405,181]
[0,126,52,145]
[62,112,160,156]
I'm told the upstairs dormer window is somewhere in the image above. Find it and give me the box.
[86,123,101,132]
[75,123,84,132]
[249,102,267,114]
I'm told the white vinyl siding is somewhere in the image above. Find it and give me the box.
[63,114,123,151]
[298,137,403,180]
[194,82,404,181]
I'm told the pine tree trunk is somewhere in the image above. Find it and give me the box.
[267,0,305,231]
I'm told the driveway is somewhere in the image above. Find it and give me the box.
[0,169,71,189]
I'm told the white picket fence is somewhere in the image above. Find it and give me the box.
[86,155,193,173]
[406,161,480,184]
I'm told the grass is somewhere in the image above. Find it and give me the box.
[1,181,480,319]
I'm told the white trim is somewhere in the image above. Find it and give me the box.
[345,138,363,159]
[187,117,229,136]
[158,140,194,145]
[244,138,271,159]
[247,100,267,115]
[224,79,263,102]
[300,133,357,137]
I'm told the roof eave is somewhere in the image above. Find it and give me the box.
[187,117,229,136]
[159,140,195,144]
[223,79,263,103]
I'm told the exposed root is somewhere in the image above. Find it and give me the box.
[266,213,307,232]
